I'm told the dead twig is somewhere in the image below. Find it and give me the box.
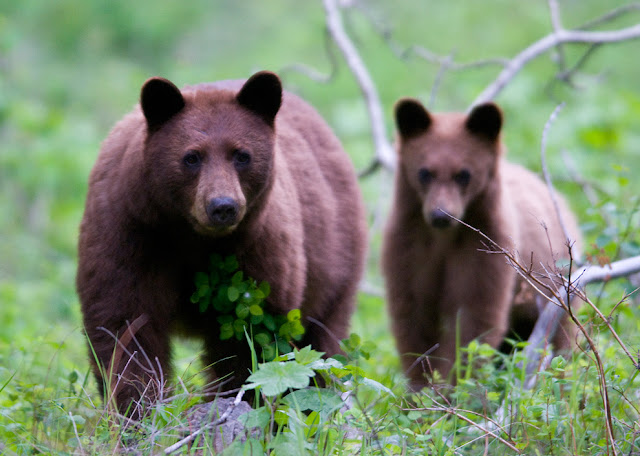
[458,213,640,455]
[407,46,508,71]
[428,52,455,108]
[279,31,339,84]
[408,400,521,454]
[538,102,575,248]
[578,3,640,30]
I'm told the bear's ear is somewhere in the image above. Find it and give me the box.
[140,77,186,130]
[395,98,432,140]
[465,102,502,141]
[236,71,282,126]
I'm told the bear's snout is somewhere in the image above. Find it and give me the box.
[206,197,239,226]
[429,209,453,229]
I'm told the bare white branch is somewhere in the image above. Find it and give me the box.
[472,23,640,106]
[579,255,640,285]
[322,0,395,171]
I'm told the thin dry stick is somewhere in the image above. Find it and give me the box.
[571,308,618,455]
[515,253,640,374]
[280,62,334,83]
[489,240,640,456]
[538,102,574,246]
[409,45,508,71]
[69,411,85,455]
[579,3,640,30]
[584,290,639,366]
[164,388,246,455]
[449,211,640,369]
[405,344,440,379]
[322,0,395,171]
[552,43,602,87]
[279,31,339,83]
[415,404,521,453]
[428,52,455,108]
[464,231,640,456]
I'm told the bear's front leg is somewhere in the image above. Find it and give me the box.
[432,303,506,381]
[201,333,253,394]
[433,251,517,381]
[86,314,171,418]
[392,314,441,390]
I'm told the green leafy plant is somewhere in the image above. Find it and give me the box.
[190,254,305,361]
[232,343,397,455]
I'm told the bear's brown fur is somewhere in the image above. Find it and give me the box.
[76,71,367,414]
[382,100,581,388]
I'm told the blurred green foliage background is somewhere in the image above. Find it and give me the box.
[1,0,639,446]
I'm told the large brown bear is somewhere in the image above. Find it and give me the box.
[382,99,581,389]
[76,71,367,415]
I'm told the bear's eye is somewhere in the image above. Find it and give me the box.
[454,169,471,187]
[233,149,251,169]
[183,150,202,169]
[418,168,434,185]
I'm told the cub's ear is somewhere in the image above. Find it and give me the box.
[466,102,502,141]
[141,77,185,131]
[236,71,282,126]
[395,98,432,140]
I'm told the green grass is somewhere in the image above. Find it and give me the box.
[1,0,640,454]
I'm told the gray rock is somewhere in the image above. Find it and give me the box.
[186,398,261,452]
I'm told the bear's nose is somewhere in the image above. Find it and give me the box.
[206,197,239,226]
[430,209,451,229]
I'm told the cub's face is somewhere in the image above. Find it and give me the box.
[140,71,282,236]
[394,100,503,229]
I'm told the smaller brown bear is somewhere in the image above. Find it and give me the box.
[382,99,582,389]
[77,71,367,416]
